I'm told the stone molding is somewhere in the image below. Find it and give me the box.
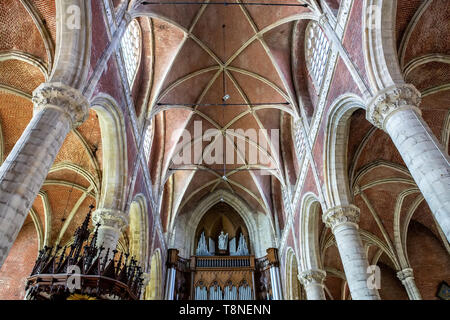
[32,82,89,128]
[318,14,328,27]
[323,205,360,231]
[366,84,422,130]
[397,268,415,282]
[298,269,327,286]
[92,208,128,231]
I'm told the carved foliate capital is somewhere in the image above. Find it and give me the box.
[397,268,415,282]
[366,84,422,131]
[92,208,128,231]
[323,205,360,231]
[32,82,89,128]
[298,269,326,286]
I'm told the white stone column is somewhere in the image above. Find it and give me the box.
[0,82,89,269]
[164,248,179,300]
[269,266,283,300]
[266,248,283,300]
[367,84,450,243]
[92,208,128,259]
[164,267,176,300]
[397,268,422,300]
[323,205,380,300]
[141,272,151,300]
[298,269,327,300]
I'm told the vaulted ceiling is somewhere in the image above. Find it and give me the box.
[0,0,103,299]
[139,1,314,232]
[0,0,101,251]
[321,0,450,300]
[0,0,448,300]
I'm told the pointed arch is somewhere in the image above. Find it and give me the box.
[299,192,323,272]
[91,94,128,212]
[171,190,276,258]
[323,94,365,208]
[144,249,163,300]
[29,208,44,250]
[121,19,142,87]
[51,0,91,89]
[19,0,55,70]
[0,51,48,79]
[363,0,405,92]
[129,194,150,271]
[285,247,304,300]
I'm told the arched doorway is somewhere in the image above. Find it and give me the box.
[128,195,149,269]
[144,250,163,300]
[285,248,304,300]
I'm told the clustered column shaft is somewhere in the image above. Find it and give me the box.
[323,205,380,300]
[0,83,89,268]
[367,84,450,243]
[298,269,327,300]
[397,268,422,300]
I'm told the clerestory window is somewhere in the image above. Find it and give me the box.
[143,122,153,162]
[305,21,330,92]
[121,19,142,87]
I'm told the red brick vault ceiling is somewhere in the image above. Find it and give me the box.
[0,0,101,253]
[0,0,100,298]
[137,1,312,224]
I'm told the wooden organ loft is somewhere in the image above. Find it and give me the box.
[165,203,282,300]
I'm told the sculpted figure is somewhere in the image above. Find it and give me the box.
[218,231,228,250]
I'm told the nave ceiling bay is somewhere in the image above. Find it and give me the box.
[136,1,317,234]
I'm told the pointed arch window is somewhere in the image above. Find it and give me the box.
[121,19,142,86]
[143,121,154,162]
[291,118,305,162]
[305,21,330,92]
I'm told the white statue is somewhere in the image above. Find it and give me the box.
[218,231,228,250]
